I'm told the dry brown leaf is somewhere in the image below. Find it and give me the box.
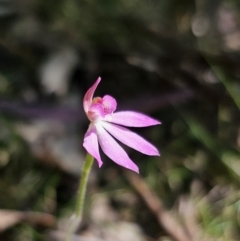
[0,210,56,232]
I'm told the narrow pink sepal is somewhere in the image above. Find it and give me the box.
[101,122,160,156]
[95,123,139,173]
[109,111,161,127]
[83,77,101,112]
[83,124,103,167]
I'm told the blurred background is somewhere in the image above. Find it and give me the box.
[0,0,240,240]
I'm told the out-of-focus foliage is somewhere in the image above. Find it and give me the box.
[1,0,240,240]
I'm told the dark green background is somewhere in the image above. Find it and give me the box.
[0,0,240,240]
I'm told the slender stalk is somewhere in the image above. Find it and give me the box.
[64,153,94,241]
[75,153,94,217]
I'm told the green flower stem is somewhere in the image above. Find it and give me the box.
[64,153,94,241]
[75,153,94,217]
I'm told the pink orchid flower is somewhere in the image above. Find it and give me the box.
[83,77,160,173]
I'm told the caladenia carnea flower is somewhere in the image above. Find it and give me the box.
[83,77,160,173]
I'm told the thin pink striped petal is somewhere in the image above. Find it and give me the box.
[95,123,139,173]
[83,77,101,112]
[83,124,103,167]
[101,122,160,156]
[109,111,160,127]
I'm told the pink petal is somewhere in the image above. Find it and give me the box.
[95,123,139,173]
[83,124,103,167]
[101,122,160,156]
[109,111,161,127]
[88,103,105,122]
[102,95,117,114]
[83,77,101,113]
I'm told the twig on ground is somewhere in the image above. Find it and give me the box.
[124,170,193,241]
